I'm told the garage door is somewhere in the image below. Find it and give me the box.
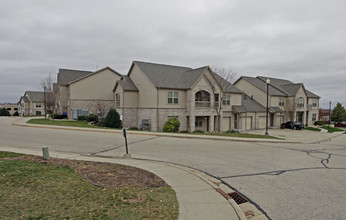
[222,117,231,132]
[259,116,266,129]
[242,116,252,130]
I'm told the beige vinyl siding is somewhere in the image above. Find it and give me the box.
[70,69,121,100]
[158,89,186,108]
[130,64,158,108]
[235,79,267,106]
[123,91,139,107]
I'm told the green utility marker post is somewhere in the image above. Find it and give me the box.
[42,146,50,160]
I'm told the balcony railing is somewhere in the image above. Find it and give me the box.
[195,101,210,107]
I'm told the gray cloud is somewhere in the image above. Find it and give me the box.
[1,0,345,108]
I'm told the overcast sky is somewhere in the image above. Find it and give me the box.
[1,0,345,108]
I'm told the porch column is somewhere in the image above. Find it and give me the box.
[189,114,195,132]
[209,116,215,132]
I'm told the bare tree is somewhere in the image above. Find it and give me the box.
[93,100,108,119]
[204,66,237,133]
[284,97,296,129]
[40,74,57,119]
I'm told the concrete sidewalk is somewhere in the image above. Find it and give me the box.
[0,145,258,220]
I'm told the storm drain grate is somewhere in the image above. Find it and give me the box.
[228,192,248,204]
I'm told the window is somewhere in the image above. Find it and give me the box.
[195,116,203,127]
[14,108,18,111]
[312,113,317,121]
[279,98,284,106]
[116,93,120,107]
[168,92,178,104]
[222,94,230,105]
[214,94,219,107]
[7,108,11,111]
[297,97,304,108]
[35,103,41,108]
[313,100,317,107]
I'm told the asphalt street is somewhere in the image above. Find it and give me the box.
[1,117,345,220]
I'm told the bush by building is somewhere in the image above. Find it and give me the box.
[0,108,10,116]
[103,109,122,128]
[163,118,180,132]
[53,114,68,119]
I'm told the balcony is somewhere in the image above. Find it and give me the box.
[195,101,210,107]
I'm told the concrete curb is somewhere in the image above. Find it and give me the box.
[0,146,270,220]
[12,118,301,144]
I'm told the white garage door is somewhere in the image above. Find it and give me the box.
[259,116,267,129]
[222,117,231,132]
[242,116,252,130]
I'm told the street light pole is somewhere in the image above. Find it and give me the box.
[265,78,270,136]
[43,84,47,121]
[328,100,331,128]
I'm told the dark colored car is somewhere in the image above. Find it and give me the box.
[281,121,304,130]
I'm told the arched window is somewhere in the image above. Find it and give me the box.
[195,90,210,107]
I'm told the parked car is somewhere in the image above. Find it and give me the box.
[281,121,304,130]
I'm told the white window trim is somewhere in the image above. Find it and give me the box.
[222,94,230,105]
[168,91,179,104]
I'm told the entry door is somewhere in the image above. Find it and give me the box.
[297,112,303,123]
[270,113,274,127]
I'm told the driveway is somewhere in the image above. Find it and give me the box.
[1,117,346,219]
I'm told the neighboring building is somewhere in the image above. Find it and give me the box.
[319,109,331,122]
[234,76,320,126]
[17,91,46,116]
[0,103,18,115]
[114,61,269,132]
[56,67,123,119]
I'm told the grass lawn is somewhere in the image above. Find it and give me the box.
[322,126,345,133]
[26,119,116,129]
[0,152,178,219]
[304,127,321,132]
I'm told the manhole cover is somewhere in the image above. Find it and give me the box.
[228,192,248,204]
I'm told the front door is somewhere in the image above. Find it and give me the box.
[270,113,274,127]
[297,112,303,124]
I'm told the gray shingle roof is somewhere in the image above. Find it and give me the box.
[57,69,92,86]
[133,61,242,92]
[237,76,319,99]
[279,84,302,96]
[213,73,242,93]
[25,91,44,102]
[117,76,138,91]
[306,90,320,98]
[239,76,287,96]
[233,94,284,113]
[134,61,200,89]
[241,94,266,112]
